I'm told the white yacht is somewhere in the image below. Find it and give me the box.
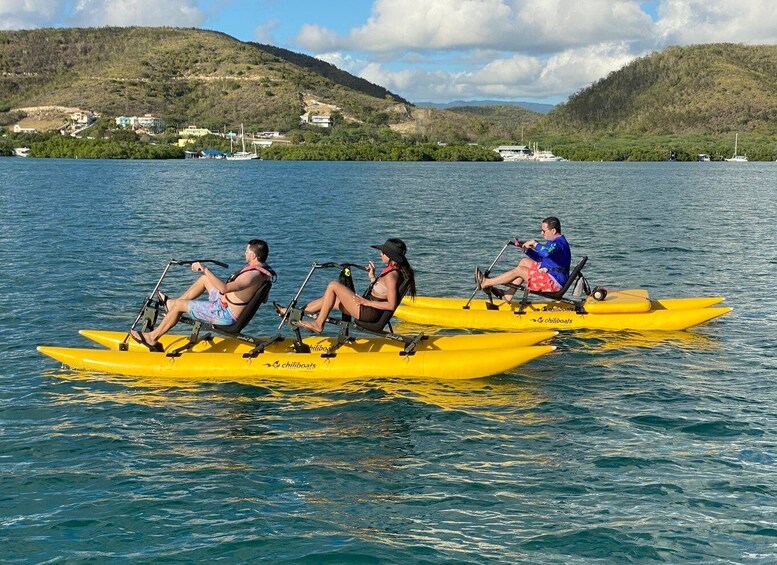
[14,147,30,157]
[532,143,565,162]
[697,154,711,162]
[495,145,533,161]
[725,134,748,162]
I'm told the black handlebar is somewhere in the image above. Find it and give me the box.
[171,259,229,268]
[314,262,368,271]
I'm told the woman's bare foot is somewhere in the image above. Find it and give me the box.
[296,320,322,334]
[273,301,287,316]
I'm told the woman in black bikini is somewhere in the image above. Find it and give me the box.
[292,238,416,334]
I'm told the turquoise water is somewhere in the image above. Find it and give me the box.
[1,158,776,563]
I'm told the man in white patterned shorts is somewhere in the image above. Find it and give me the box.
[130,239,274,351]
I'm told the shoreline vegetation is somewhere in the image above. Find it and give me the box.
[3,132,776,161]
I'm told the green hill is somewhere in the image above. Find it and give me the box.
[0,27,413,132]
[0,27,523,143]
[447,104,542,135]
[4,31,777,158]
[539,43,777,136]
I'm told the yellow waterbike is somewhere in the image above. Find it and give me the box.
[396,239,731,332]
[39,259,556,381]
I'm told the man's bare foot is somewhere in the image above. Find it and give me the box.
[129,329,164,352]
[475,267,490,290]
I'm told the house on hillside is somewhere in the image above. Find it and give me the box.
[137,114,163,133]
[115,116,137,129]
[300,112,333,128]
[70,111,96,127]
[13,125,37,134]
[179,126,213,138]
[115,114,163,133]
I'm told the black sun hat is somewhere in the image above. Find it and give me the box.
[371,238,407,264]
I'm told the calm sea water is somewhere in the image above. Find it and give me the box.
[1,158,776,563]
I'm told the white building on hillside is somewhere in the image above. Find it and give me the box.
[300,112,333,128]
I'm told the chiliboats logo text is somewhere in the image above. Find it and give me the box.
[264,360,317,370]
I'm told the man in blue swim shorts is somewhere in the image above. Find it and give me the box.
[130,239,275,352]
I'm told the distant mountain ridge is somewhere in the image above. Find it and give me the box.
[418,100,556,114]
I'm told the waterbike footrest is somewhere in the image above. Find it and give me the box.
[166,332,213,357]
[400,332,425,356]
[243,334,283,358]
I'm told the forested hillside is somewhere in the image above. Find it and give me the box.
[0,27,409,131]
[0,27,533,142]
[538,44,777,135]
[3,31,777,156]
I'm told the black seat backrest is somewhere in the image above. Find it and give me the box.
[213,280,273,334]
[355,277,410,333]
[533,256,587,299]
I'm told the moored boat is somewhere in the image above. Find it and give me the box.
[725,134,748,162]
[226,123,258,160]
[495,145,533,161]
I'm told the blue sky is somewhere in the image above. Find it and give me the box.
[2,1,776,104]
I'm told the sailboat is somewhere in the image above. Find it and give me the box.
[725,133,748,162]
[226,124,258,160]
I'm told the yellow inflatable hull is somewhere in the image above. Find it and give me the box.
[39,329,557,380]
[38,343,555,381]
[397,291,731,331]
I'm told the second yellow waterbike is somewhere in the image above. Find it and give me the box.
[396,240,731,332]
[39,259,556,381]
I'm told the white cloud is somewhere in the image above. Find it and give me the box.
[70,0,203,27]
[299,0,777,103]
[0,0,205,28]
[297,23,340,52]
[534,43,638,96]
[340,41,638,102]
[315,51,361,74]
[254,19,279,45]
[297,0,653,54]
[467,55,544,87]
[517,0,653,51]
[656,0,777,45]
[0,0,66,29]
